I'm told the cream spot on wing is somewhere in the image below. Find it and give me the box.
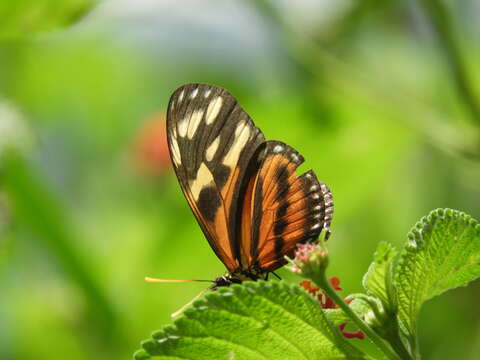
[190,88,198,99]
[178,117,189,137]
[187,109,204,139]
[273,144,284,153]
[204,89,211,98]
[235,120,247,136]
[178,90,185,102]
[290,153,299,163]
[190,163,215,201]
[170,100,175,110]
[206,135,220,161]
[170,137,181,166]
[223,120,250,167]
[205,96,223,125]
[311,224,321,231]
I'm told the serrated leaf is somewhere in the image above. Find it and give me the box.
[362,242,398,311]
[135,281,367,360]
[395,208,480,339]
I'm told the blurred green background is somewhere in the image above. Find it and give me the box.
[1,0,480,359]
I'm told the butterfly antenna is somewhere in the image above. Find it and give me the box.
[145,277,213,283]
[171,289,208,318]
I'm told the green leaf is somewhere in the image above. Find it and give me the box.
[0,0,97,40]
[135,281,367,360]
[395,208,480,339]
[362,242,398,312]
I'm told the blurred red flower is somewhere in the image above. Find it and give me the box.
[134,112,171,175]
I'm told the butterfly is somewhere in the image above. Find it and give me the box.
[151,83,333,290]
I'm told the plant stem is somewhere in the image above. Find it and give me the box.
[2,151,123,344]
[419,0,480,129]
[315,275,404,360]
[388,325,416,360]
[408,334,421,360]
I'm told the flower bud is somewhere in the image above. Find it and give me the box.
[289,242,329,282]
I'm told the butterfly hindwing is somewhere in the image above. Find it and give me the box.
[239,141,333,272]
[167,83,265,272]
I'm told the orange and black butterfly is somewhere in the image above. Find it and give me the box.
[160,83,333,289]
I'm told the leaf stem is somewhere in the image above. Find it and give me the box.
[408,334,421,360]
[314,275,402,360]
[387,325,416,360]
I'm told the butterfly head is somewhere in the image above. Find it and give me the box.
[211,267,269,289]
[211,275,239,289]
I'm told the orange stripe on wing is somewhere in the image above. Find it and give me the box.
[243,141,332,273]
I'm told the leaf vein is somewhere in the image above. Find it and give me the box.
[183,313,270,360]
[236,292,312,360]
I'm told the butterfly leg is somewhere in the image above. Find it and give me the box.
[271,271,282,280]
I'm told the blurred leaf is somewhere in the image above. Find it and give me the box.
[362,242,398,312]
[135,281,367,360]
[8,38,155,155]
[0,99,35,160]
[1,150,120,341]
[0,0,97,40]
[395,209,480,342]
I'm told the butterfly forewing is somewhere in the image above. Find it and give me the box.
[167,83,265,272]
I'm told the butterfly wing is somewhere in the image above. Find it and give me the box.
[239,141,333,272]
[166,83,265,272]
